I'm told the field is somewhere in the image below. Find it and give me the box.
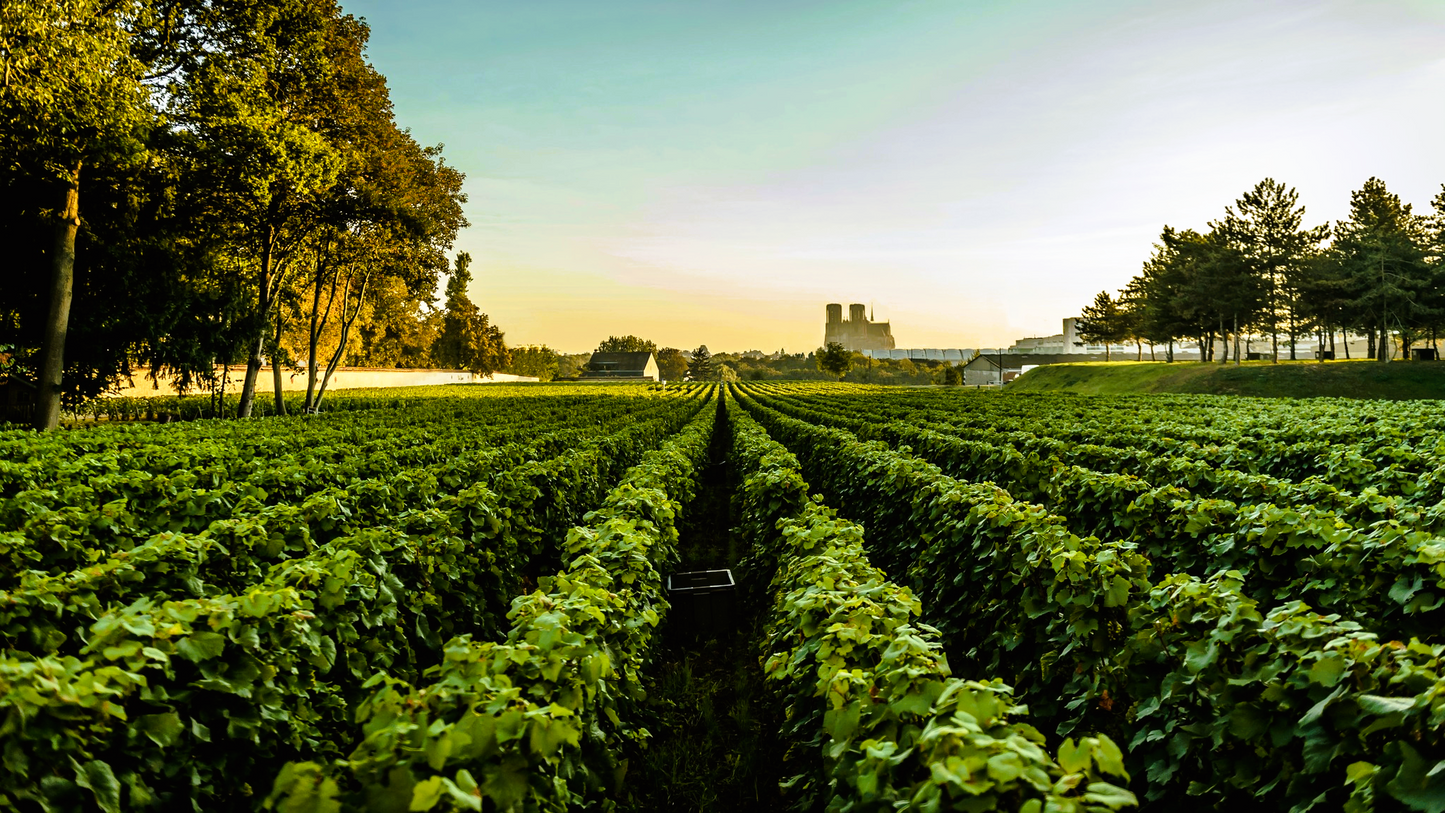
[3,382,1444,812]
[1008,359,1445,399]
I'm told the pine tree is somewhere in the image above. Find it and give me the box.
[432,253,511,375]
[686,345,715,381]
[1075,292,1127,361]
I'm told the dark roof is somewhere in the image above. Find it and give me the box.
[580,351,656,378]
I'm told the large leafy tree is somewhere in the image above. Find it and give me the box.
[815,342,851,378]
[505,346,558,381]
[1174,226,1259,363]
[1,0,152,428]
[170,0,351,417]
[288,23,466,411]
[655,347,688,381]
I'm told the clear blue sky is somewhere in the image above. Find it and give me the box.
[343,0,1445,352]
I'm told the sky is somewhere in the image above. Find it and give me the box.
[341,0,1445,353]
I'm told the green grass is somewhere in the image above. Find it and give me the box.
[1007,359,1445,399]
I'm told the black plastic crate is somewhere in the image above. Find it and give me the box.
[666,569,737,639]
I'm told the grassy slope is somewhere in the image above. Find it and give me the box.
[1007,360,1445,399]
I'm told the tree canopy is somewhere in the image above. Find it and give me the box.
[1083,177,1445,363]
[656,347,688,381]
[595,335,656,354]
[0,0,482,424]
[816,342,852,378]
[686,345,715,381]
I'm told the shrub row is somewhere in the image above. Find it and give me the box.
[0,396,708,811]
[728,400,1137,812]
[266,392,718,811]
[735,387,1445,810]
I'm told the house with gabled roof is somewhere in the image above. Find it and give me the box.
[579,351,660,381]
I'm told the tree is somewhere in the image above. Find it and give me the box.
[1074,292,1128,361]
[686,345,715,381]
[1215,179,1329,362]
[505,346,558,381]
[596,335,656,354]
[816,342,852,378]
[1331,178,1431,361]
[291,44,467,412]
[431,252,511,376]
[173,0,358,417]
[2,0,151,428]
[350,276,442,368]
[656,347,688,381]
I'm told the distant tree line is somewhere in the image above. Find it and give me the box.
[1,0,507,427]
[1075,178,1445,362]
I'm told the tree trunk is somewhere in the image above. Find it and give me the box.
[1367,329,1375,360]
[215,361,226,419]
[236,224,276,418]
[1136,339,1142,361]
[304,259,324,412]
[304,250,341,414]
[313,271,370,412]
[237,217,297,417]
[1288,313,1297,361]
[1271,325,1279,364]
[1218,317,1227,364]
[271,306,287,416]
[1149,342,1156,361]
[1167,340,1174,363]
[1233,314,1241,366]
[35,160,82,431]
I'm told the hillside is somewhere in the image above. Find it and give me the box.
[1007,359,1445,399]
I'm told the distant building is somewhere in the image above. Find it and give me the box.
[861,348,973,366]
[580,351,659,381]
[825,303,896,352]
[1009,317,1134,356]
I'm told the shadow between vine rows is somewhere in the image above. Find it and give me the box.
[624,397,788,812]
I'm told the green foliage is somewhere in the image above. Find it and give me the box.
[1098,176,1445,363]
[505,345,559,381]
[270,388,719,810]
[734,382,1445,810]
[687,345,715,382]
[0,1,471,417]
[815,342,852,378]
[596,335,657,354]
[1075,291,1129,359]
[431,253,510,375]
[656,347,689,381]
[0,385,709,809]
[729,400,1136,812]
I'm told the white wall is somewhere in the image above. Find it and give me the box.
[109,367,537,398]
